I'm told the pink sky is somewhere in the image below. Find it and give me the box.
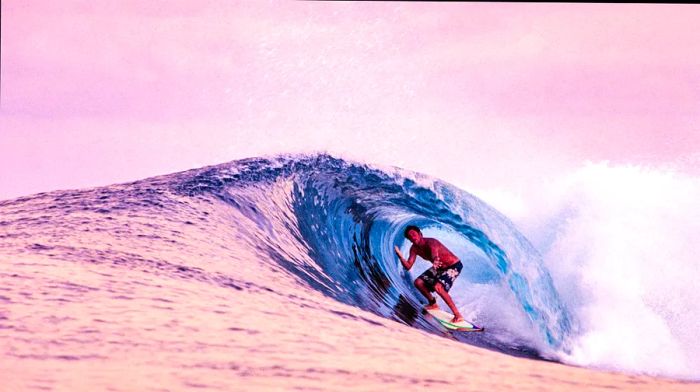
[1,2,699,200]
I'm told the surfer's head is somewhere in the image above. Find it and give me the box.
[404,225,422,243]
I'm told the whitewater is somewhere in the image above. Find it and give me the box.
[1,154,698,391]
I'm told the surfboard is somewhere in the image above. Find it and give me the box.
[425,308,484,332]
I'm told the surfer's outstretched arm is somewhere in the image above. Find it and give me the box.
[394,245,417,270]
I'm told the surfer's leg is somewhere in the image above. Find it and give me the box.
[414,277,437,309]
[414,278,435,303]
[434,283,464,322]
[434,262,464,322]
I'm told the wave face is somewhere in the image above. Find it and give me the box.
[171,154,573,356]
[0,154,574,375]
[5,154,700,385]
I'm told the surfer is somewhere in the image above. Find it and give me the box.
[394,225,465,323]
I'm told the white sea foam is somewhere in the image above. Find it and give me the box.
[479,162,700,379]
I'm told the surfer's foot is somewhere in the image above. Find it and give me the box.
[451,315,464,323]
[423,297,439,310]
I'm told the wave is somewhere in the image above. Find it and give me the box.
[504,163,700,378]
[172,154,573,357]
[4,154,699,381]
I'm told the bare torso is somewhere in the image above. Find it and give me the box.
[411,238,460,268]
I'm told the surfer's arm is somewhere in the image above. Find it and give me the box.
[394,245,417,270]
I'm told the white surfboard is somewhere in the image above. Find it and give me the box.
[425,308,484,332]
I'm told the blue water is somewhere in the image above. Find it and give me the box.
[0,153,576,376]
[6,153,700,390]
[172,154,573,356]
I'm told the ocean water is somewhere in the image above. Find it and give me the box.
[1,154,698,391]
[509,162,700,379]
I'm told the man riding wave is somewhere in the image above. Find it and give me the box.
[394,225,465,323]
